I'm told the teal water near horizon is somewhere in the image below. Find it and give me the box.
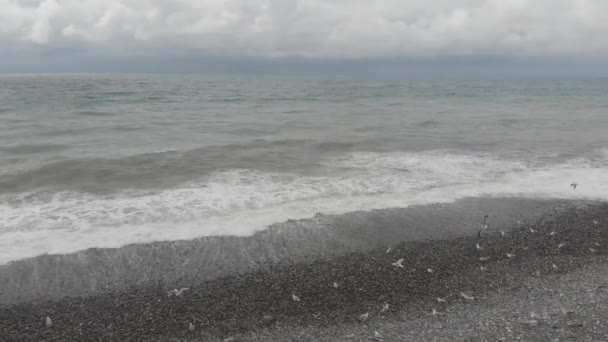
[1,74,607,264]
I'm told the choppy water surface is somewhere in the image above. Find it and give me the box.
[1,74,607,264]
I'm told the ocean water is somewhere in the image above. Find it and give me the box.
[1,74,608,265]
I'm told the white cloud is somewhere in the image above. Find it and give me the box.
[1,0,608,59]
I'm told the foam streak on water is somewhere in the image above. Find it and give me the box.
[1,150,607,265]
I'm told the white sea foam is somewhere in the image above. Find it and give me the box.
[1,150,607,264]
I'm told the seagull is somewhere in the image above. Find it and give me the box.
[570,183,577,190]
[333,282,339,289]
[292,294,301,302]
[373,331,384,341]
[380,303,390,313]
[505,253,515,259]
[478,215,489,237]
[479,256,491,262]
[549,231,557,236]
[517,220,522,225]
[188,323,195,332]
[437,297,447,303]
[359,312,370,322]
[45,316,53,328]
[476,243,483,251]
[432,308,440,316]
[427,267,435,274]
[480,266,488,272]
[501,231,508,237]
[168,287,190,297]
[529,228,537,233]
[589,248,598,253]
[460,292,475,301]
[392,258,405,268]
[386,247,393,253]
[558,243,566,249]
[595,242,602,247]
[593,220,599,225]
[552,264,560,271]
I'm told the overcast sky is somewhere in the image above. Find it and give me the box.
[2,0,608,74]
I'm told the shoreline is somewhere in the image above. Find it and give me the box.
[1,200,607,341]
[0,197,572,304]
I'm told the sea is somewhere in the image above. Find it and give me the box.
[1,74,608,266]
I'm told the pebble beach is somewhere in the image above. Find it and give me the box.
[1,200,607,341]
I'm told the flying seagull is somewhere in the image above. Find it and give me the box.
[168,287,190,297]
[460,292,475,300]
[392,258,405,268]
[359,312,370,322]
[432,308,445,316]
[380,303,390,313]
[570,183,577,189]
[292,294,301,302]
[45,316,53,328]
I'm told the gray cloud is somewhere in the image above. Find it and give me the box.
[1,0,608,62]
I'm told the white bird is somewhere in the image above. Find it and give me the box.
[558,243,566,249]
[432,308,439,316]
[380,303,390,313]
[333,282,339,288]
[476,243,483,251]
[517,220,522,225]
[188,323,195,332]
[460,292,475,301]
[529,228,537,233]
[437,297,447,303]
[373,331,384,341]
[480,266,488,272]
[386,247,393,253]
[505,253,515,259]
[549,231,557,236]
[589,248,598,253]
[392,258,404,268]
[359,312,370,322]
[595,242,601,247]
[168,287,190,297]
[427,267,435,274]
[552,264,560,271]
[45,316,52,328]
[500,231,507,237]
[593,220,599,225]
[479,256,491,262]
[292,294,301,302]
